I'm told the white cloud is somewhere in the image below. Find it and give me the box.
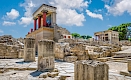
[3,9,19,20]
[86,10,103,20]
[0,29,4,33]
[19,0,88,26]
[57,8,85,26]
[19,17,32,26]
[3,21,16,26]
[104,0,131,16]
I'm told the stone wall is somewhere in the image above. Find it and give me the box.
[24,38,35,62]
[38,39,54,71]
[0,43,19,59]
[75,60,109,80]
[55,42,89,62]
[54,26,70,42]
[18,49,24,59]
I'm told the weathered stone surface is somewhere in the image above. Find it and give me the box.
[75,60,109,80]
[128,59,131,72]
[53,68,58,72]
[24,38,35,62]
[97,58,109,62]
[38,39,54,72]
[47,72,59,78]
[0,44,19,59]
[18,49,24,59]
[120,71,131,77]
[64,56,78,62]
[39,73,48,78]
[54,43,69,60]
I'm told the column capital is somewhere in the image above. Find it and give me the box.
[37,14,42,17]
[41,10,48,13]
[33,17,37,20]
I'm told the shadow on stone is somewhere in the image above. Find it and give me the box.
[15,61,32,64]
[30,70,43,77]
[55,59,65,62]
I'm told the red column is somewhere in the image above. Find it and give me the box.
[43,12,46,26]
[34,19,37,30]
[38,16,41,28]
[31,28,33,32]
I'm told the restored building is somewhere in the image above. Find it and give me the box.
[26,4,57,52]
[94,30,119,44]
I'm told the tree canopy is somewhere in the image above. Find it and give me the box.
[71,33,92,39]
[108,23,131,40]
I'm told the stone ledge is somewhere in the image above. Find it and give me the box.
[120,71,131,77]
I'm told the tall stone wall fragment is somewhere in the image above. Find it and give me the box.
[24,38,35,62]
[75,60,109,80]
[38,39,54,71]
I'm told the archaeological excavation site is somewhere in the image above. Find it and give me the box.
[0,3,131,80]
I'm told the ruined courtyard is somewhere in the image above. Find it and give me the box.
[0,3,131,80]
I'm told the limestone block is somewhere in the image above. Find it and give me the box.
[120,71,131,77]
[18,49,24,59]
[38,39,55,71]
[24,38,35,62]
[70,53,76,56]
[64,56,78,62]
[89,52,102,60]
[77,55,89,60]
[75,60,109,80]
[39,73,48,78]
[47,72,59,78]
[97,58,109,62]
[128,59,131,72]
[53,68,59,72]
[59,75,68,80]
[38,57,54,71]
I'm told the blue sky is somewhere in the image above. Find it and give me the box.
[0,0,131,38]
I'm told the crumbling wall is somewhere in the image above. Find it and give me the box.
[0,43,19,59]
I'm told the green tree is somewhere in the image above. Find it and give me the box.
[108,23,131,40]
[86,35,92,39]
[80,35,87,39]
[71,33,80,38]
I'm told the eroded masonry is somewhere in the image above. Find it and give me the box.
[0,3,131,80]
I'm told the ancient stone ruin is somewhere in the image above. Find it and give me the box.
[38,39,54,71]
[75,60,109,80]
[24,38,35,62]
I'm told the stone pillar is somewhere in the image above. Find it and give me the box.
[42,10,47,27]
[38,14,41,29]
[24,38,35,62]
[51,12,56,27]
[34,18,37,30]
[38,39,54,71]
[128,59,131,72]
[75,60,109,80]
